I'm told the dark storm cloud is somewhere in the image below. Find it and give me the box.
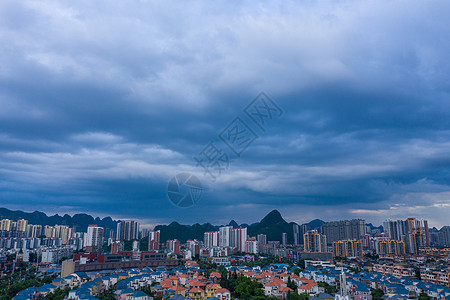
[0,0,450,227]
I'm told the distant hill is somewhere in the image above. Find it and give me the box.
[154,209,324,244]
[0,207,118,233]
[306,219,325,230]
[0,207,327,243]
[247,210,295,243]
[154,222,217,243]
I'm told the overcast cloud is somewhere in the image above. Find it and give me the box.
[1,0,450,228]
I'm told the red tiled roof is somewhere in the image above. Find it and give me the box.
[298,277,309,281]
[215,288,230,294]
[265,282,279,287]
[298,282,318,290]
[210,272,221,278]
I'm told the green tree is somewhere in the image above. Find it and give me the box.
[371,288,384,300]
[298,259,306,269]
[287,277,297,290]
[318,282,338,294]
[418,292,430,300]
[98,286,117,300]
[414,267,421,280]
[233,276,264,300]
[44,287,70,300]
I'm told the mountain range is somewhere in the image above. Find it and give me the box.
[0,207,118,233]
[0,207,324,243]
[155,210,325,243]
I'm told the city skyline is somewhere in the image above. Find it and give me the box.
[1,1,450,227]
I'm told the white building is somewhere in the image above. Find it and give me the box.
[219,226,232,247]
[85,225,104,249]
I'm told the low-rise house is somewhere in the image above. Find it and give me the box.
[297,282,320,295]
[214,288,231,300]
[126,291,152,300]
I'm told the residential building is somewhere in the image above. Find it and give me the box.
[304,230,327,252]
[219,226,232,247]
[85,225,104,251]
[322,219,366,244]
[148,230,160,251]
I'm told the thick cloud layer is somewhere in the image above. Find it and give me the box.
[1,0,449,227]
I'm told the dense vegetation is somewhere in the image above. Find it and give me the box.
[0,264,57,300]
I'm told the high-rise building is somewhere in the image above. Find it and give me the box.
[17,219,28,232]
[303,230,327,252]
[383,218,429,244]
[407,230,426,255]
[116,220,140,241]
[282,232,287,246]
[219,226,232,247]
[186,240,201,257]
[383,218,430,252]
[54,225,72,244]
[204,231,219,248]
[436,226,450,246]
[0,219,11,231]
[333,240,363,257]
[141,228,149,239]
[257,234,267,245]
[128,221,139,241]
[299,224,309,244]
[289,224,312,245]
[116,221,125,241]
[85,225,104,250]
[376,239,389,256]
[245,238,259,254]
[387,240,406,256]
[44,225,55,238]
[148,230,160,250]
[111,241,124,254]
[322,219,366,244]
[166,239,180,255]
[230,227,247,252]
[26,224,42,238]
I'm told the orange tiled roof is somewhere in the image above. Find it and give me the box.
[215,288,230,294]
[272,278,285,284]
[279,286,293,292]
[298,277,309,281]
[264,282,279,287]
[298,282,318,290]
[190,280,206,287]
[210,272,221,278]
[189,287,204,293]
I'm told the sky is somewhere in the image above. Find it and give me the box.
[1,0,450,229]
